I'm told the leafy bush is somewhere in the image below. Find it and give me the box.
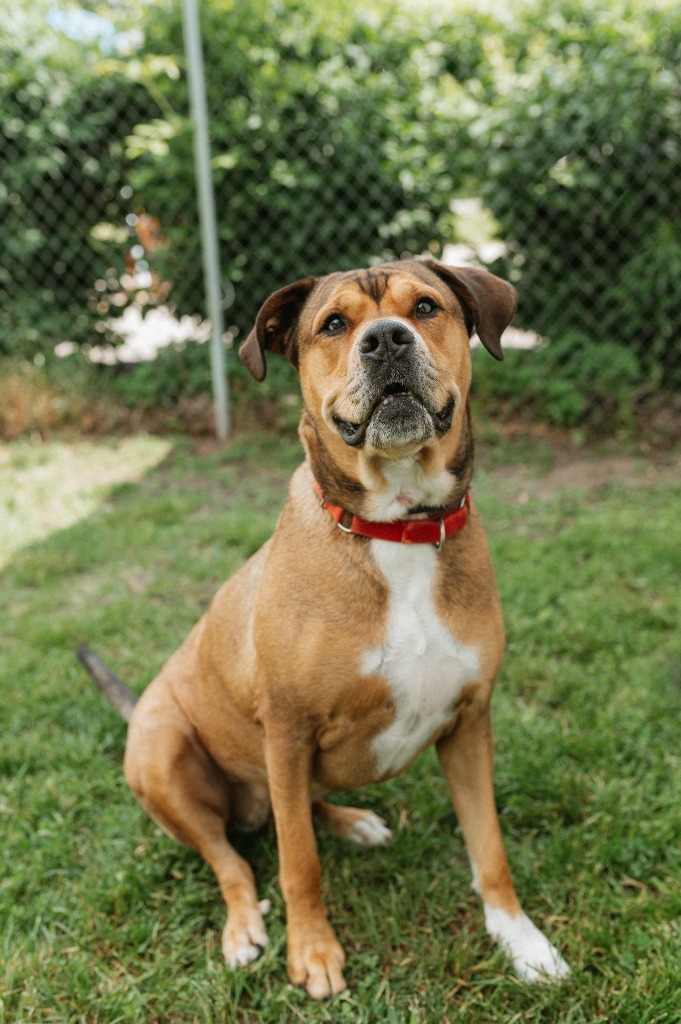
[470,0,681,388]
[2,0,483,360]
[104,340,214,410]
[473,333,641,429]
[104,339,300,428]
[0,2,160,358]
[116,0,479,340]
[3,0,679,432]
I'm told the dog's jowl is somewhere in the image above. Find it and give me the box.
[80,259,570,999]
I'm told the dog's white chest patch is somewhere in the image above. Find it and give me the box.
[365,540,479,777]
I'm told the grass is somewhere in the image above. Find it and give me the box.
[1,430,680,1023]
[0,436,172,569]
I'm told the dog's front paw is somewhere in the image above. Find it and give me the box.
[222,898,270,967]
[484,907,570,982]
[288,926,347,1000]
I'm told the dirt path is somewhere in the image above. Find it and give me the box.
[487,450,681,504]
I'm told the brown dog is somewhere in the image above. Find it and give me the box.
[80,258,569,999]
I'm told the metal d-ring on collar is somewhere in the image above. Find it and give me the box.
[436,516,447,553]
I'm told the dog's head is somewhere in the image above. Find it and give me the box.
[240,260,515,463]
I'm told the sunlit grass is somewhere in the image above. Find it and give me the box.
[0,436,171,568]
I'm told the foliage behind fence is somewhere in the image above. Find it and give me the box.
[1,0,679,426]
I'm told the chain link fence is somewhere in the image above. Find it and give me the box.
[2,0,680,430]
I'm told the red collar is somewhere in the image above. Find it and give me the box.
[314,480,470,551]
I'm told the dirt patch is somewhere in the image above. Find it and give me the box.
[488,450,681,504]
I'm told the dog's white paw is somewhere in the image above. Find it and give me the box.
[347,812,393,847]
[484,906,570,982]
[222,900,270,967]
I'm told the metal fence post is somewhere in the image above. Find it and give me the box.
[181,0,229,440]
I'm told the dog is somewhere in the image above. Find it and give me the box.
[79,258,570,999]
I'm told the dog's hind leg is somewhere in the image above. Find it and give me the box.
[124,693,268,967]
[313,799,392,847]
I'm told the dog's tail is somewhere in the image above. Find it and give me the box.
[77,645,138,723]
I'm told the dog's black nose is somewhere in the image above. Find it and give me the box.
[359,319,415,362]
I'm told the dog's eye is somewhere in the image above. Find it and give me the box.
[321,314,346,335]
[415,298,438,318]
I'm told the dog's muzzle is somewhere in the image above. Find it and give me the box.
[331,319,455,453]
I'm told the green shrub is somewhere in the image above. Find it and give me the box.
[104,340,299,422]
[117,0,476,339]
[473,332,641,429]
[105,341,214,410]
[1,0,480,359]
[4,0,678,429]
[0,2,160,358]
[470,0,681,388]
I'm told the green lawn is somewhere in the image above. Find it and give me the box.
[1,432,680,1024]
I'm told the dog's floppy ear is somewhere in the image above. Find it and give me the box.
[239,277,317,381]
[421,259,517,361]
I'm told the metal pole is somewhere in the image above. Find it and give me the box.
[181,0,229,439]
